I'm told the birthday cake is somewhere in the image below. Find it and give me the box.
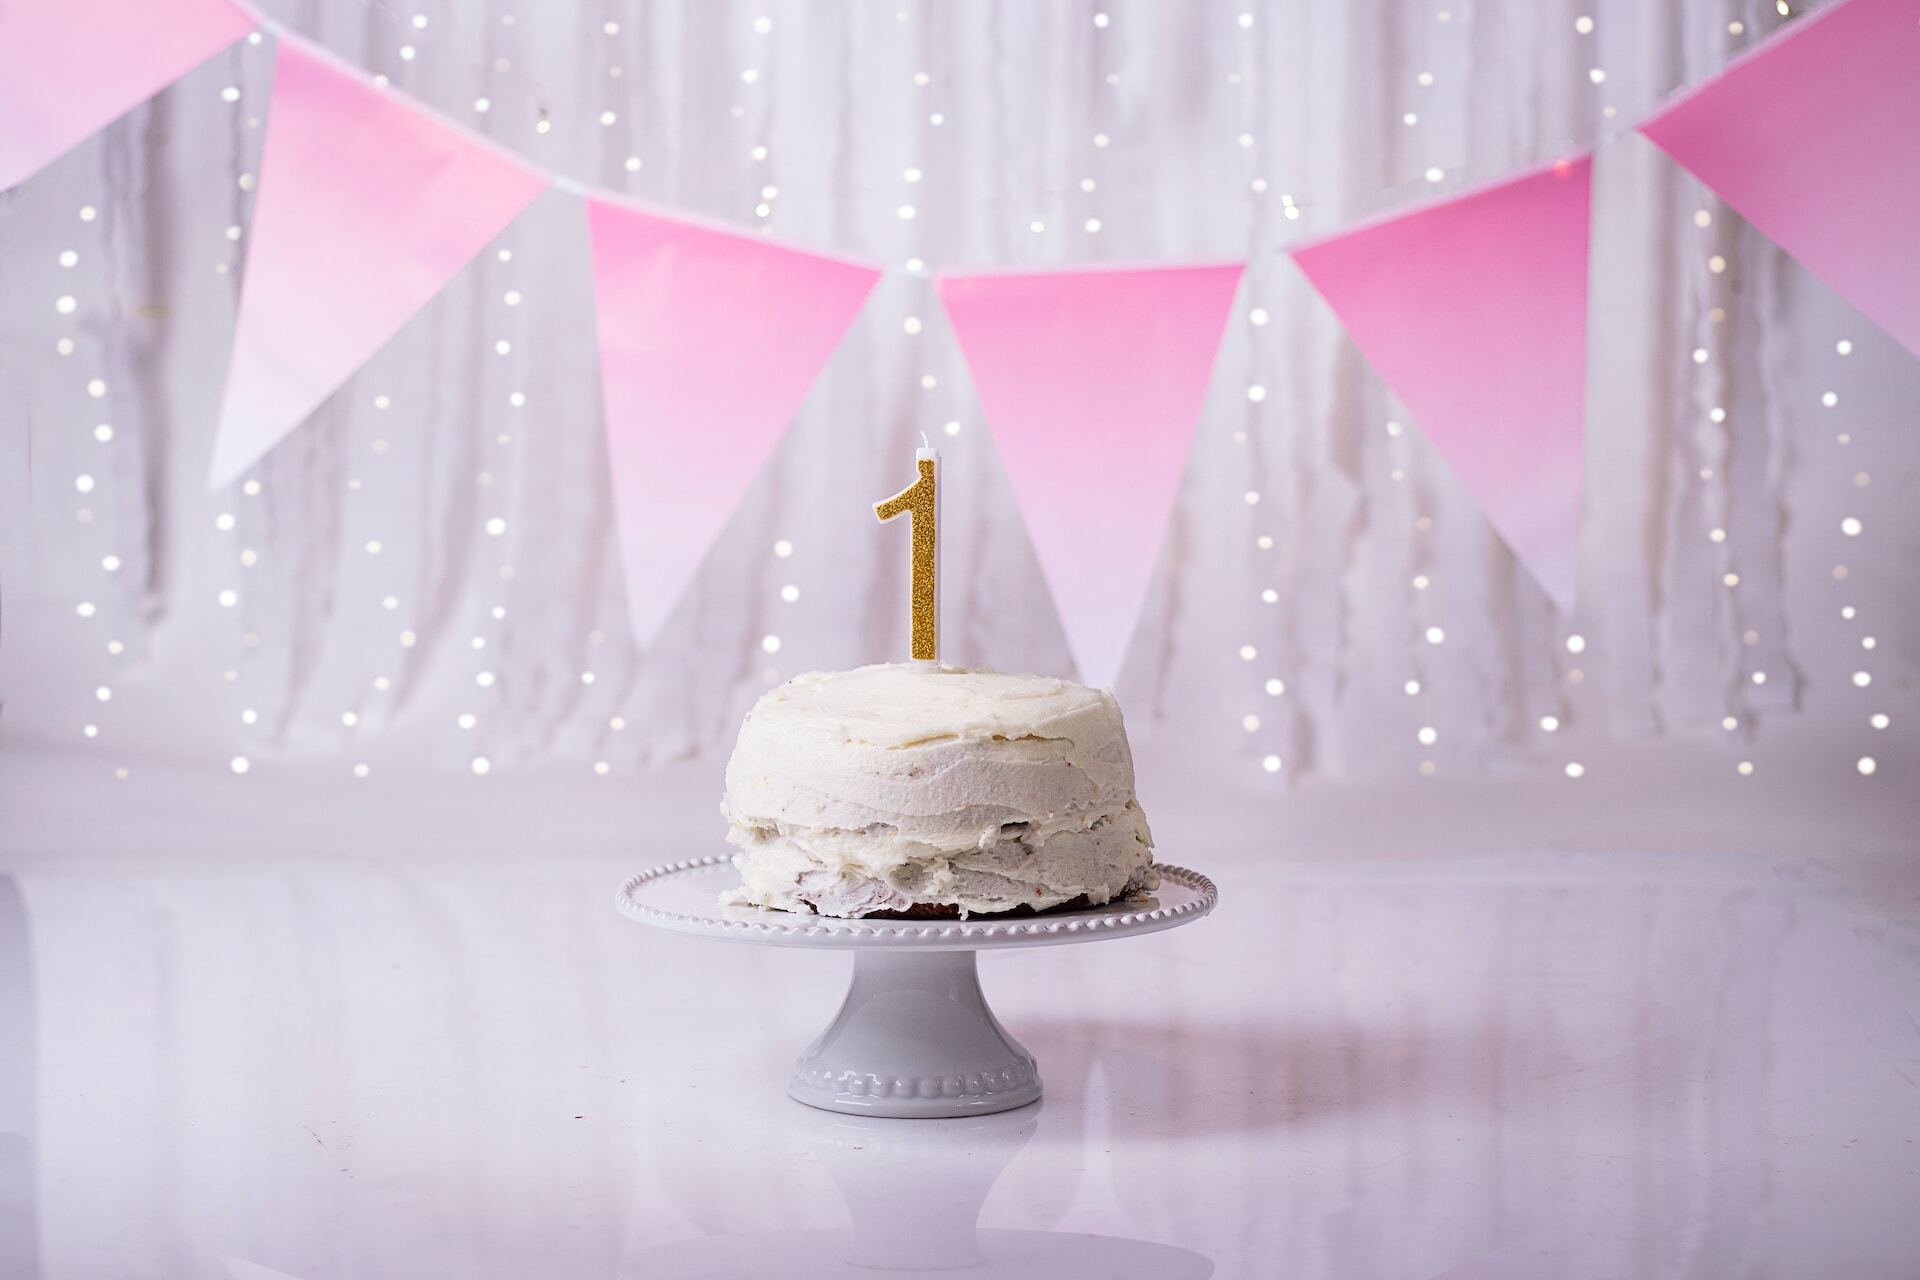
[720,663,1157,918]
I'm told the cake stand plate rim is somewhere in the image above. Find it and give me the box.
[613,855,1216,951]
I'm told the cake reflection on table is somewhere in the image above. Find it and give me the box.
[626,1106,1212,1278]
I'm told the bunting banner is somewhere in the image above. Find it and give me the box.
[936,263,1244,688]
[1640,0,1920,357]
[1292,156,1593,609]
[0,0,253,191]
[208,37,547,488]
[585,196,882,647]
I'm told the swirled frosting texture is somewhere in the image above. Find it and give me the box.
[721,664,1155,917]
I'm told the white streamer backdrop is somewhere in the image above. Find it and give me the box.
[0,0,1913,851]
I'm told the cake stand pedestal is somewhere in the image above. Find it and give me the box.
[615,855,1216,1118]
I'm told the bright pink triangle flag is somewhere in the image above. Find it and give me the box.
[585,197,882,647]
[0,0,254,191]
[936,263,1244,688]
[1640,0,1920,357]
[1292,156,1592,609]
[208,37,547,488]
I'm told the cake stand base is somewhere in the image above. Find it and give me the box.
[616,857,1215,1119]
[789,950,1041,1118]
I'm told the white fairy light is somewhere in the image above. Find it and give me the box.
[1424,626,1445,645]
[1564,762,1585,779]
[230,756,250,775]
[471,757,491,776]
[1857,757,1877,776]
[1265,678,1284,696]
[1417,726,1438,746]
[1262,755,1282,773]
[762,634,782,653]
[1540,715,1560,732]
[1239,645,1257,661]
[1565,633,1586,654]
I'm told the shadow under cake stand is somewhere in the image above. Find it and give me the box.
[615,855,1216,1118]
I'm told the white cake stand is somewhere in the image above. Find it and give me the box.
[614,855,1217,1118]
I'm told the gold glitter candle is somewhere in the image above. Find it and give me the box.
[874,447,939,663]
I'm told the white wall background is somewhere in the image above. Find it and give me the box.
[0,0,1913,835]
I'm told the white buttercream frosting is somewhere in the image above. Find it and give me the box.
[721,663,1156,917]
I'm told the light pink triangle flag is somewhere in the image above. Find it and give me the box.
[208,37,547,488]
[585,196,882,647]
[1292,156,1592,609]
[936,263,1244,688]
[1640,0,1920,357]
[0,0,254,191]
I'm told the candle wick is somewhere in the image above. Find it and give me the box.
[920,430,931,450]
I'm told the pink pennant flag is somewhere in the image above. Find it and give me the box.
[1292,156,1592,609]
[936,263,1244,688]
[1640,0,1920,357]
[0,0,254,191]
[585,197,882,647]
[209,37,547,488]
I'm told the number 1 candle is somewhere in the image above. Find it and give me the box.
[874,438,939,664]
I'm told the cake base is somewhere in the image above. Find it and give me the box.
[788,949,1042,1117]
[822,894,1096,921]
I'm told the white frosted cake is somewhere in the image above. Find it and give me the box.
[721,663,1157,918]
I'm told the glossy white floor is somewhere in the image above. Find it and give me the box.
[2,755,1917,1279]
